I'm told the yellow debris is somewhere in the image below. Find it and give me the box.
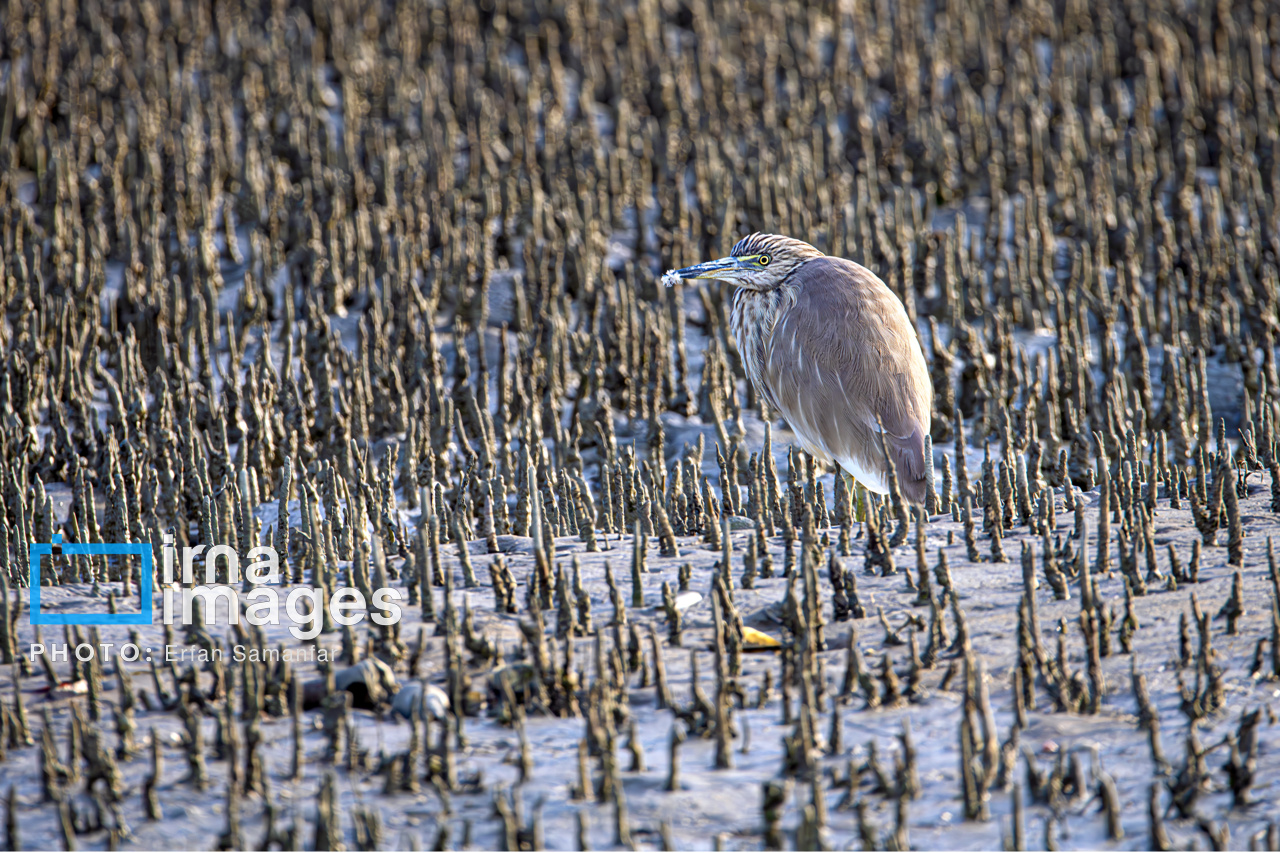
[741,626,781,651]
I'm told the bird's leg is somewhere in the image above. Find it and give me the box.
[845,473,867,523]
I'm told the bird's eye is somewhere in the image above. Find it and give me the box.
[758,255,771,266]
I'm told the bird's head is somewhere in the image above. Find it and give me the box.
[669,233,824,292]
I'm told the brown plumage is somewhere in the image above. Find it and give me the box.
[671,233,933,503]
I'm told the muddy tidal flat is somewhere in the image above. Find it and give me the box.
[4,0,1280,850]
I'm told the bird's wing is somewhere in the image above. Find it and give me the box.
[763,256,933,487]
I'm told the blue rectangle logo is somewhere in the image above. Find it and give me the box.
[29,535,153,625]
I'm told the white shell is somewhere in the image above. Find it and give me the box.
[674,591,702,613]
[392,681,451,720]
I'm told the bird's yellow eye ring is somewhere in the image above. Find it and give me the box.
[758,255,771,266]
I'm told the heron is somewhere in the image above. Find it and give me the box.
[666,233,933,504]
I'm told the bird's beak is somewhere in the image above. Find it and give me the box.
[673,256,739,281]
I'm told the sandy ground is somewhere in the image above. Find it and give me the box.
[7,458,1280,852]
